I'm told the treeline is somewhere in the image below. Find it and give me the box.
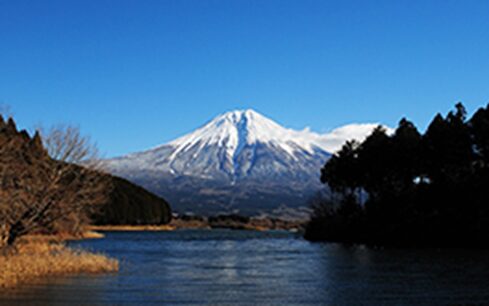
[305,103,489,247]
[93,175,172,226]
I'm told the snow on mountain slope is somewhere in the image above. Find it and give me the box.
[108,110,381,175]
[105,109,385,216]
[169,110,321,159]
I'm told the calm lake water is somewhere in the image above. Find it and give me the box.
[2,230,489,306]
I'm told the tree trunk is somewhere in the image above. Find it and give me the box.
[0,224,8,248]
[6,222,24,246]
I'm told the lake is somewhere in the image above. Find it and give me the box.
[1,230,489,305]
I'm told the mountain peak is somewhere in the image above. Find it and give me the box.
[212,109,271,128]
[167,109,325,164]
[219,108,259,118]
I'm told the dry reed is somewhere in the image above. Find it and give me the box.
[0,240,118,288]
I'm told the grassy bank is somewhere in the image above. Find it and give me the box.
[0,238,118,288]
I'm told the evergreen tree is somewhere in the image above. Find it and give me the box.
[469,104,489,165]
[321,140,361,200]
[357,126,392,201]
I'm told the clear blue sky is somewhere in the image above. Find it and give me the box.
[1,0,489,157]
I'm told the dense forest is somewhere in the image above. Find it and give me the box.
[305,103,489,247]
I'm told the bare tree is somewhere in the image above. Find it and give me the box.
[39,124,100,165]
[0,118,111,249]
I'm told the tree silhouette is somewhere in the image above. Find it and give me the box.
[306,103,489,247]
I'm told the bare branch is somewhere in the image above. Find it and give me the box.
[37,124,101,164]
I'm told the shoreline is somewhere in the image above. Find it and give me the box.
[88,215,305,232]
[88,225,178,232]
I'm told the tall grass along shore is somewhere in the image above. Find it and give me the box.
[0,237,118,288]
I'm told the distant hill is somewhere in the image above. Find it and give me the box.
[95,175,172,225]
[0,117,171,225]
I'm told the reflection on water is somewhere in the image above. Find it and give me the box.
[2,230,489,305]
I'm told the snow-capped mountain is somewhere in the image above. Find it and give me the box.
[105,109,381,217]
